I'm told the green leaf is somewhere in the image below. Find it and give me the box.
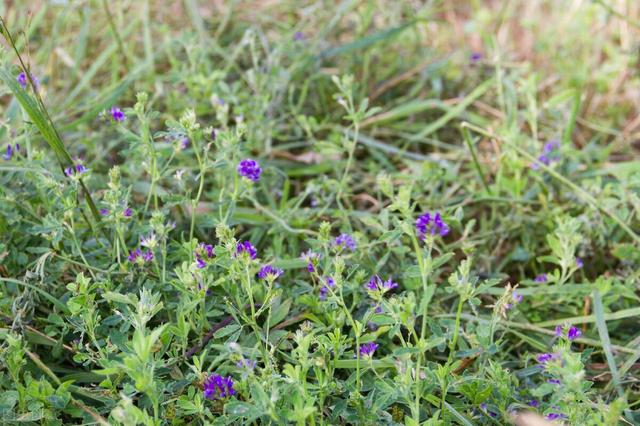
[268,298,291,328]
[213,324,241,339]
[103,291,136,305]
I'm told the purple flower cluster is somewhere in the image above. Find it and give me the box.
[195,243,215,269]
[545,412,566,421]
[128,248,153,264]
[3,144,19,161]
[333,233,356,251]
[536,353,556,364]
[479,402,497,418]
[64,163,87,177]
[110,107,126,122]
[237,159,262,182]
[531,140,560,169]
[203,374,235,400]
[365,275,398,293]
[319,277,335,300]
[415,212,449,240]
[534,273,547,283]
[301,250,320,273]
[258,264,283,280]
[506,290,523,310]
[359,342,378,358]
[554,325,582,341]
[235,240,257,259]
[567,325,581,341]
[17,72,38,89]
[236,359,256,370]
[179,137,190,150]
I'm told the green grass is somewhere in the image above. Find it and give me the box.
[0,1,639,425]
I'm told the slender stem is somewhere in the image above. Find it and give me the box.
[461,126,492,195]
[100,0,129,71]
[337,121,359,202]
[410,233,432,423]
[448,297,465,364]
[189,133,207,243]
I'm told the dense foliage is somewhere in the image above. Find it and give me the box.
[1,1,639,425]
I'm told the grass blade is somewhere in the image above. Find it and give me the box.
[592,290,624,398]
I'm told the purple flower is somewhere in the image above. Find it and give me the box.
[180,137,190,150]
[512,291,523,303]
[534,273,547,283]
[547,379,561,385]
[293,31,305,41]
[365,275,398,293]
[237,159,262,182]
[374,305,383,314]
[479,403,497,417]
[123,207,133,217]
[17,72,38,89]
[236,240,257,259]
[536,353,554,364]
[575,257,583,269]
[301,250,320,272]
[64,163,87,177]
[2,145,14,161]
[128,248,153,264]
[203,374,235,400]
[110,107,126,122]
[365,276,378,291]
[383,278,398,290]
[545,412,566,421]
[532,140,560,169]
[236,359,256,370]
[127,248,141,262]
[99,208,109,216]
[195,256,206,269]
[567,326,582,341]
[528,399,540,408]
[334,233,356,251]
[415,211,450,240]
[554,325,563,337]
[319,277,335,300]
[506,290,523,310]
[359,342,378,358]
[197,282,211,295]
[470,52,482,63]
[258,264,283,280]
[543,141,560,154]
[197,243,215,259]
[17,72,28,88]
